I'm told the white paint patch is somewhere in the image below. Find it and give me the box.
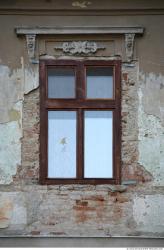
[133,195,164,233]
[24,65,39,94]
[11,204,27,225]
[0,60,39,123]
[138,72,164,186]
[0,65,23,123]
[0,120,21,184]
[139,72,162,118]
[0,59,39,184]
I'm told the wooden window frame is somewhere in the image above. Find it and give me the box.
[39,59,121,185]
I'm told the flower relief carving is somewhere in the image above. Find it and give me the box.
[55,41,105,55]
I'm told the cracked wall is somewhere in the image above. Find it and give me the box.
[138,73,164,186]
[0,4,164,237]
[0,62,38,184]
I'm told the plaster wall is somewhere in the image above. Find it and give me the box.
[0,0,164,237]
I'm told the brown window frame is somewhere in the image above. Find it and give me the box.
[40,59,121,185]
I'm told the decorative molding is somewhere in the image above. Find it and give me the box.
[26,34,36,62]
[16,26,144,35]
[1,9,164,16]
[72,1,92,8]
[55,41,105,55]
[125,33,135,62]
[15,26,144,63]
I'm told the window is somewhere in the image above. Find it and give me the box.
[40,60,121,184]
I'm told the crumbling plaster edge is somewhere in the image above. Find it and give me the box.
[0,59,39,184]
[137,71,164,186]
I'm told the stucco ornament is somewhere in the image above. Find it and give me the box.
[72,1,92,8]
[26,34,36,61]
[125,33,135,62]
[55,41,105,55]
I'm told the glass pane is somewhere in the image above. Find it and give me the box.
[84,111,113,178]
[48,111,76,178]
[48,68,75,98]
[86,67,113,98]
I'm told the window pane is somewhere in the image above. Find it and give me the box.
[48,111,76,178]
[48,68,75,98]
[84,111,113,178]
[86,67,113,98]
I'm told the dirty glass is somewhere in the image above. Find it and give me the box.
[84,111,113,178]
[48,68,75,98]
[86,67,113,98]
[48,111,76,178]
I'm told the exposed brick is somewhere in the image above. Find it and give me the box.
[73,205,96,211]
[75,212,90,223]
[122,73,128,81]
[76,200,88,206]
[115,194,129,203]
[31,231,40,235]
[122,164,153,183]
[3,62,159,238]
[13,89,40,182]
[82,195,105,202]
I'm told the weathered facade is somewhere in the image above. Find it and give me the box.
[0,0,164,237]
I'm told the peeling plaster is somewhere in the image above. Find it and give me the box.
[24,65,39,95]
[0,59,39,184]
[0,60,39,124]
[139,72,162,119]
[138,72,164,186]
[0,120,22,184]
[0,65,23,124]
[0,192,27,229]
[133,195,164,233]
[9,109,21,122]
[0,197,13,229]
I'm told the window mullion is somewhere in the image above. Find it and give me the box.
[77,109,84,179]
[76,62,85,99]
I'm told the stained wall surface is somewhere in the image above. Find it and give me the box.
[0,0,164,237]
